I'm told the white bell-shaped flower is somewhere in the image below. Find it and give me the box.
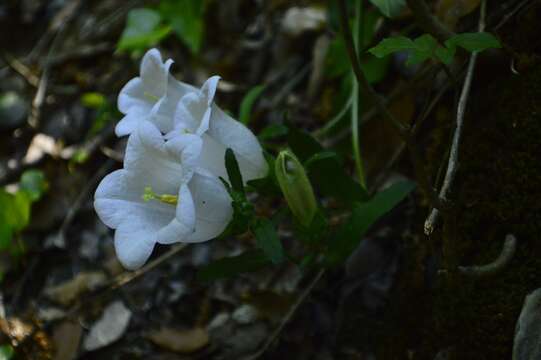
[94,121,232,270]
[168,76,268,183]
[116,48,196,136]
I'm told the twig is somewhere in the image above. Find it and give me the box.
[405,0,455,43]
[246,269,325,359]
[54,159,116,247]
[0,54,40,87]
[424,0,487,236]
[111,243,189,289]
[458,234,517,277]
[337,0,444,211]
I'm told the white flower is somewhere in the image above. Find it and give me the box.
[94,121,232,270]
[168,76,268,182]
[116,48,268,182]
[116,48,196,136]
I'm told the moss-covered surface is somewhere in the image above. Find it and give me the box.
[417,62,541,359]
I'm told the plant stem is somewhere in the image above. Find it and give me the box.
[351,0,367,188]
[337,0,443,210]
[405,0,455,43]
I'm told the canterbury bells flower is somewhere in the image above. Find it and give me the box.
[95,121,234,269]
[94,48,268,269]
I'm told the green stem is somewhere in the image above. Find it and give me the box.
[351,0,367,188]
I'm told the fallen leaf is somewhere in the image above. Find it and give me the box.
[44,272,107,306]
[53,320,82,360]
[83,301,131,352]
[146,327,209,353]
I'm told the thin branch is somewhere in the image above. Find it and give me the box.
[337,0,444,210]
[424,0,487,235]
[405,0,455,43]
[246,269,325,359]
[458,234,517,277]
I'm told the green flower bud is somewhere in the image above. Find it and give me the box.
[275,150,317,227]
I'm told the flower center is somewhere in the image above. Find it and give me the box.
[143,91,160,102]
[142,186,178,205]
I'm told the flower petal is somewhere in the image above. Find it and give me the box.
[185,170,233,243]
[200,75,220,106]
[114,222,157,270]
[124,121,185,195]
[207,106,268,181]
[117,78,153,115]
[157,183,196,244]
[94,169,177,230]
[165,133,202,183]
[140,48,173,100]
[115,108,146,137]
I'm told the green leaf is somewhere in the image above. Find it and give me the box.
[0,345,14,360]
[197,250,271,281]
[252,219,285,264]
[368,36,416,58]
[19,170,47,202]
[407,34,438,65]
[286,126,324,163]
[305,151,368,204]
[258,123,288,141]
[239,85,266,125]
[445,32,501,52]
[434,45,456,65]
[117,8,171,52]
[159,0,206,54]
[326,180,416,264]
[225,149,244,195]
[368,0,405,18]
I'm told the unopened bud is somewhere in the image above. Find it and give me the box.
[275,150,317,227]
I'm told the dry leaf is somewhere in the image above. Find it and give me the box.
[83,301,131,351]
[146,327,209,353]
[436,0,481,28]
[45,271,107,306]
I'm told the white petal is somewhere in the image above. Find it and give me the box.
[173,93,206,134]
[117,78,153,115]
[114,222,157,270]
[115,108,146,137]
[94,170,177,230]
[185,171,233,243]
[165,133,202,183]
[124,121,185,194]
[200,76,220,106]
[207,106,268,181]
[140,48,173,99]
[157,184,196,244]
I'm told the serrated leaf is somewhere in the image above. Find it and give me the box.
[407,34,438,65]
[239,85,266,125]
[368,36,415,58]
[225,149,244,195]
[445,32,501,52]
[368,0,405,18]
[326,180,416,264]
[197,250,271,281]
[252,219,285,264]
[117,8,171,52]
[159,0,206,54]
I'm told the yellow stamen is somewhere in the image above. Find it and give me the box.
[143,91,160,102]
[142,186,178,205]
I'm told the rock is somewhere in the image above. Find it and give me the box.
[232,304,259,324]
[281,7,326,37]
[83,301,131,351]
[513,288,541,360]
[0,91,28,130]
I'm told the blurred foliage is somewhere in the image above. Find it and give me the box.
[0,170,48,269]
[118,1,208,55]
[0,345,14,360]
[368,0,405,18]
